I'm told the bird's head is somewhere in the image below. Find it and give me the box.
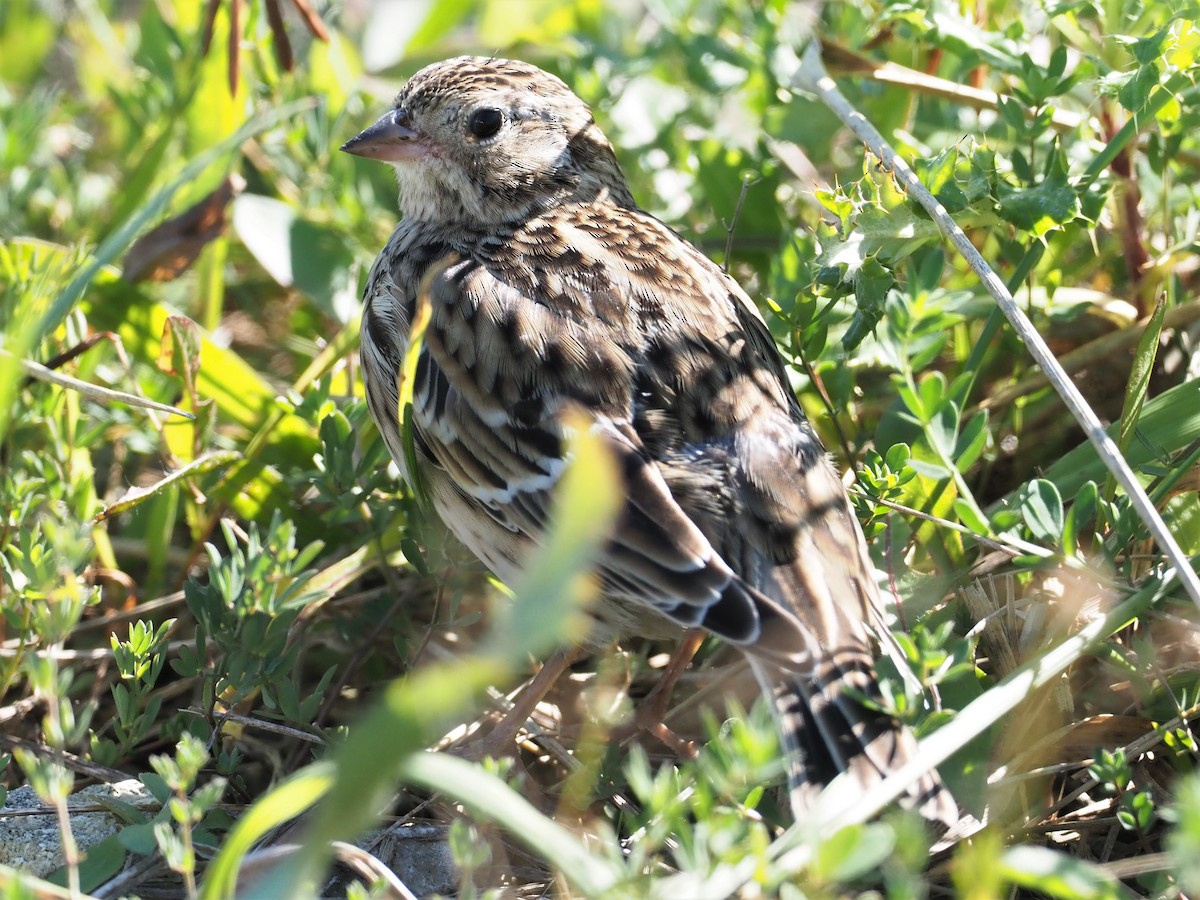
[342,56,634,226]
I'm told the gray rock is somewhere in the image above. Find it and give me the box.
[0,779,150,877]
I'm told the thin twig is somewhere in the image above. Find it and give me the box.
[178,707,326,744]
[850,488,1122,586]
[1099,852,1174,880]
[289,0,330,40]
[0,734,132,784]
[227,0,240,94]
[13,353,194,419]
[723,175,753,274]
[791,41,1200,612]
[818,39,1086,133]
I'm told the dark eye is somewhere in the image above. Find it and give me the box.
[468,107,503,139]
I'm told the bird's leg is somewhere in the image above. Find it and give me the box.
[616,628,705,758]
[471,646,582,760]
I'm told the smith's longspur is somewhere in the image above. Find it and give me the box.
[343,55,955,826]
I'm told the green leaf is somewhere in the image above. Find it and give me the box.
[1019,479,1064,543]
[906,456,952,480]
[954,411,989,471]
[1038,378,1200,499]
[843,257,892,350]
[997,150,1080,236]
[954,498,992,536]
[46,835,126,892]
[95,451,239,522]
[1119,27,1172,66]
[116,821,159,855]
[1118,63,1161,114]
[1063,481,1099,556]
[1117,296,1166,456]
[200,764,337,900]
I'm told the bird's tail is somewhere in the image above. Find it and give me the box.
[749,654,958,830]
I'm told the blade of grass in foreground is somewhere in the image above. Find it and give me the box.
[670,571,1167,899]
[201,417,623,899]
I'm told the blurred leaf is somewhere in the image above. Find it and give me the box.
[999,845,1123,900]
[221,418,620,894]
[308,29,362,109]
[123,176,242,282]
[398,753,624,893]
[231,194,298,285]
[361,0,465,70]
[483,409,623,657]
[0,2,56,83]
[0,239,88,440]
[232,194,359,322]
[477,0,579,47]
[1168,772,1200,894]
[811,823,895,883]
[189,1,243,133]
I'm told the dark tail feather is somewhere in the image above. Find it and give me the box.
[748,655,958,830]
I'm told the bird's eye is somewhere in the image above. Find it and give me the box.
[468,107,503,139]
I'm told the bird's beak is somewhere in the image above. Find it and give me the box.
[340,108,421,161]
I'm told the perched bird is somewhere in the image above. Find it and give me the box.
[343,55,955,826]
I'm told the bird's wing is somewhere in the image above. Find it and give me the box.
[390,200,892,680]
[407,242,820,667]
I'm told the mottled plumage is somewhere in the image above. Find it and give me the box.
[344,56,954,825]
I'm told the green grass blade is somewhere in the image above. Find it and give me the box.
[1103,296,1166,500]
[213,421,622,895]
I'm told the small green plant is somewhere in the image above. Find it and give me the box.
[149,734,227,897]
[1088,747,1156,835]
[173,512,330,719]
[447,818,499,900]
[854,442,918,537]
[92,618,175,763]
[12,653,95,895]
